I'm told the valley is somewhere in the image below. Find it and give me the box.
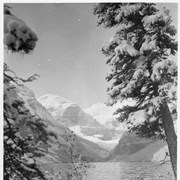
[10,83,169,165]
[37,93,169,163]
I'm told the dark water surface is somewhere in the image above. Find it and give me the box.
[83,162,174,180]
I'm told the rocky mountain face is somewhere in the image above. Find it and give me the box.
[38,95,124,150]
[38,94,168,162]
[12,85,109,163]
[84,103,118,128]
[85,103,169,163]
[14,87,168,164]
[39,94,102,127]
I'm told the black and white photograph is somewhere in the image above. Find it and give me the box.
[3,2,178,180]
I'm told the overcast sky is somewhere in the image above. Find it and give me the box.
[5,3,178,108]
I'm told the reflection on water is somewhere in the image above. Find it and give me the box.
[83,162,174,180]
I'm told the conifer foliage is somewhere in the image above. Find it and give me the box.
[4,65,50,180]
[94,3,177,179]
[4,5,38,54]
[4,5,49,180]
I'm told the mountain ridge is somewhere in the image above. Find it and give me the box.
[38,94,123,150]
[12,85,110,163]
[38,93,168,163]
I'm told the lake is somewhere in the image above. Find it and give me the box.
[41,162,174,180]
[83,162,174,180]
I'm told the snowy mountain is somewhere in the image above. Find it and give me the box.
[38,94,74,121]
[38,95,125,150]
[12,86,169,163]
[10,85,109,163]
[84,103,117,126]
[38,94,170,159]
[84,103,126,131]
[38,94,102,127]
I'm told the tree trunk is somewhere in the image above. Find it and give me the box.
[160,102,177,179]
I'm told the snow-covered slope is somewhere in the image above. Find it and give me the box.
[9,85,109,162]
[38,94,75,123]
[84,103,127,132]
[38,95,125,150]
[69,125,119,150]
[84,103,116,126]
[38,94,102,127]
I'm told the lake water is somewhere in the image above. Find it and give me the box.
[83,162,174,180]
[42,162,174,180]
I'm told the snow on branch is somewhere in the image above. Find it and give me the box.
[142,8,172,29]
[140,34,157,54]
[4,5,38,54]
[115,4,142,23]
[168,84,177,100]
[128,109,147,127]
[103,36,120,55]
[151,59,177,81]
[114,40,139,57]
[149,96,163,111]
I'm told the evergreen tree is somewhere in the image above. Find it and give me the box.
[94,3,177,179]
[4,5,50,180]
[4,63,52,180]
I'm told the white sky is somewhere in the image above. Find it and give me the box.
[4,3,178,108]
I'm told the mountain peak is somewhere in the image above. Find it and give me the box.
[38,94,73,105]
[86,103,107,109]
[84,103,115,117]
[38,94,76,119]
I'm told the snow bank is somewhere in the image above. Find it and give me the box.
[69,125,120,146]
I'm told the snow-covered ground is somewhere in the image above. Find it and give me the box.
[69,125,120,150]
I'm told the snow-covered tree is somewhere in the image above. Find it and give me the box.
[4,64,52,180]
[94,3,177,179]
[4,5,50,180]
[4,5,38,53]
